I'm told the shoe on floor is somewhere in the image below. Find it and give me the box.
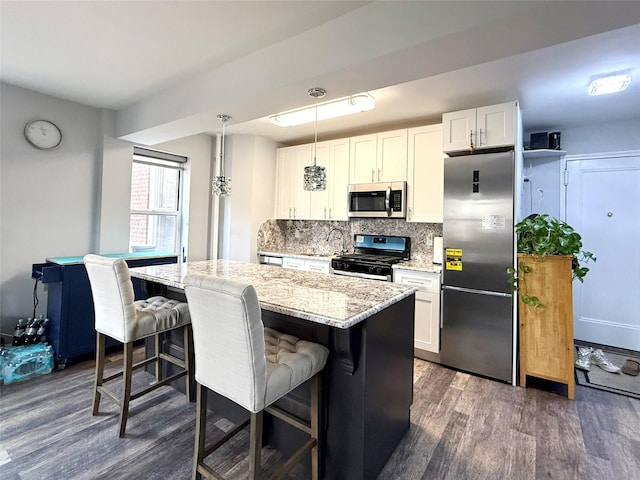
[575,346,592,371]
[590,349,621,373]
[621,359,640,376]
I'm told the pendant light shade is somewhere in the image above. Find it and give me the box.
[212,114,232,196]
[303,88,327,192]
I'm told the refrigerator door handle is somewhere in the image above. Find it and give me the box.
[442,285,512,298]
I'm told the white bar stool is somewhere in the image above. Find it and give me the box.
[84,254,193,437]
[184,274,329,480]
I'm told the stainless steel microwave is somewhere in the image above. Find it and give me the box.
[347,182,407,218]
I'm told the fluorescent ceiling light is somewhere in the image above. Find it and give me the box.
[588,72,632,96]
[269,92,375,127]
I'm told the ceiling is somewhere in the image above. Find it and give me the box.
[2,1,639,146]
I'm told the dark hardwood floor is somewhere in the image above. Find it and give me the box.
[1,350,638,479]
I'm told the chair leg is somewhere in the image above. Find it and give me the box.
[192,383,208,480]
[183,325,194,402]
[310,374,321,480]
[92,332,106,415]
[118,341,134,438]
[249,411,263,480]
[154,333,161,383]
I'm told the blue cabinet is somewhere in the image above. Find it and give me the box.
[32,253,178,368]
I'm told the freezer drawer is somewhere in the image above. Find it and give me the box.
[440,287,513,382]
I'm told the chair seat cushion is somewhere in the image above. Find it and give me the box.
[263,327,329,407]
[125,296,191,341]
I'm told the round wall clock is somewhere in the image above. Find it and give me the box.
[24,119,63,150]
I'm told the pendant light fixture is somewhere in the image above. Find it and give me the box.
[303,88,327,192]
[212,114,232,196]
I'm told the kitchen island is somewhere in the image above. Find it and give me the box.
[130,260,416,480]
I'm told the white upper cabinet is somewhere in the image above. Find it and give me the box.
[349,133,378,183]
[376,129,408,182]
[274,145,311,219]
[275,146,295,219]
[407,124,444,223]
[442,101,517,153]
[309,139,349,221]
[350,130,407,183]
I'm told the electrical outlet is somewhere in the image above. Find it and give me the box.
[426,233,434,246]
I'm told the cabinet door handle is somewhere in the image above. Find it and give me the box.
[408,207,412,220]
[479,128,484,146]
[324,207,327,220]
[293,208,296,219]
[378,168,381,182]
[289,207,292,219]
[371,169,374,182]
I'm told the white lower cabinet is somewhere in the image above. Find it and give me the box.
[283,257,331,274]
[393,269,441,354]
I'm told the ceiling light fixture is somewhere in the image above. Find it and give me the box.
[303,88,327,192]
[588,72,632,96]
[269,91,375,127]
[212,114,232,196]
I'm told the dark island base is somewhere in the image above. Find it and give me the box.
[152,294,415,480]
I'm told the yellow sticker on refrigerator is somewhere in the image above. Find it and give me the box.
[445,248,463,271]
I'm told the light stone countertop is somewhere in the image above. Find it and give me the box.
[130,260,416,329]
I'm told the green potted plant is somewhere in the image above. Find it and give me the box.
[507,214,596,307]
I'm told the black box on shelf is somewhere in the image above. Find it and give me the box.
[549,131,561,150]
[529,132,548,150]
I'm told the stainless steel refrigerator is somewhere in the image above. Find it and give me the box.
[440,150,515,383]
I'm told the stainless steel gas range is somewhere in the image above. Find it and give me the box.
[331,234,411,282]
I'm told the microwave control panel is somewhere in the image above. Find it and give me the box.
[391,190,402,211]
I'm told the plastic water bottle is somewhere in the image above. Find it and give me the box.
[24,318,40,345]
[12,319,27,346]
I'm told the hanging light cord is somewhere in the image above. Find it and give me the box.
[220,119,225,177]
[313,94,319,166]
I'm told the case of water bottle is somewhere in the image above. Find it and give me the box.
[0,344,54,384]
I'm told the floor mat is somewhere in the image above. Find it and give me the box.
[575,347,640,399]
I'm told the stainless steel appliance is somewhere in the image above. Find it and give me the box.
[258,254,283,266]
[440,150,515,383]
[331,234,410,281]
[347,182,407,218]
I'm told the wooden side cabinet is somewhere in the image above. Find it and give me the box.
[518,254,575,399]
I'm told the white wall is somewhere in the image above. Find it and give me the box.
[220,135,277,263]
[0,83,102,334]
[0,83,216,336]
[522,119,640,219]
[153,134,215,262]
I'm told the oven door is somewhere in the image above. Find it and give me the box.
[348,182,406,218]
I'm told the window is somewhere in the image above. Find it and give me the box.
[129,147,187,254]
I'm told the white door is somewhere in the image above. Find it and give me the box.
[565,153,640,351]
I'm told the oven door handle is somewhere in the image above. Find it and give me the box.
[332,270,391,282]
[385,186,392,217]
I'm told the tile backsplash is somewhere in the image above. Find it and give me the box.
[257,219,442,263]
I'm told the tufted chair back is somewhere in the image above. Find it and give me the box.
[84,254,137,343]
[183,273,267,413]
